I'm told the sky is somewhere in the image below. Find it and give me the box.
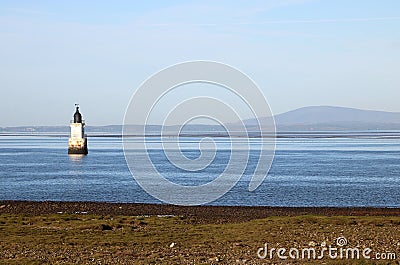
[1,0,399,126]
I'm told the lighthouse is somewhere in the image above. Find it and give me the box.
[68,104,88,155]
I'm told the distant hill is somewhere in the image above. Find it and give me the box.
[239,106,400,131]
[273,106,400,131]
[275,106,400,124]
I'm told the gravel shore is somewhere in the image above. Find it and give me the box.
[1,200,399,223]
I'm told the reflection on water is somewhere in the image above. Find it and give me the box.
[68,154,86,178]
[68,154,86,162]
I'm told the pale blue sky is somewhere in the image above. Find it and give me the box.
[1,0,399,126]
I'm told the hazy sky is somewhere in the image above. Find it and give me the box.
[1,0,399,126]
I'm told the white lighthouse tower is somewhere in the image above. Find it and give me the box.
[68,104,88,155]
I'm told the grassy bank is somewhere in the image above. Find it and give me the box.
[0,213,399,264]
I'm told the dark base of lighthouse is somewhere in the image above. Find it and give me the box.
[68,138,88,155]
[68,146,88,155]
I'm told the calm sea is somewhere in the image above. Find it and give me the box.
[0,135,399,207]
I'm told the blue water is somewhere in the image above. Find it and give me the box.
[0,136,399,207]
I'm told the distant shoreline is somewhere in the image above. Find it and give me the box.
[2,131,400,139]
